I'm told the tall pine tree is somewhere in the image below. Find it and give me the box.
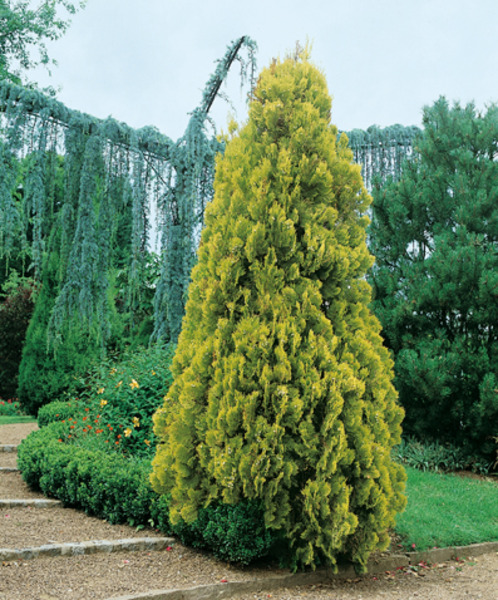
[369,98,498,459]
[151,51,405,570]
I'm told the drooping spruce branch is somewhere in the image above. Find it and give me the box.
[0,35,258,362]
[151,36,258,342]
[341,124,421,190]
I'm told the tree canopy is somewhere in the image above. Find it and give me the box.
[0,0,86,85]
[369,97,498,459]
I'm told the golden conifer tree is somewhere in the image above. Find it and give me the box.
[151,51,406,570]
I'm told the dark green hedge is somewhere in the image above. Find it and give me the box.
[17,422,276,565]
[17,422,162,527]
[37,400,80,428]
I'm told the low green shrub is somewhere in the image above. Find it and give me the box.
[17,422,165,527]
[17,422,276,564]
[18,344,277,564]
[394,437,493,474]
[172,501,276,566]
[37,400,81,427]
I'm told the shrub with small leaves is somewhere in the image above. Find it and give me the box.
[172,500,276,565]
[40,344,175,458]
[37,400,80,427]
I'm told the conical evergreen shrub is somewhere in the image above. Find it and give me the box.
[151,52,406,571]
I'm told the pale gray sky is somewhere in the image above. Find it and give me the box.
[34,0,498,141]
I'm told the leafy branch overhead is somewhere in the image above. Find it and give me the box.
[0,0,87,85]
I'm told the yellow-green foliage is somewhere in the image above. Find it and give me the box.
[151,53,406,570]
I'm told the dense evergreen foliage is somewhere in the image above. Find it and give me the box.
[0,37,257,411]
[370,98,498,459]
[151,53,406,571]
[345,124,420,190]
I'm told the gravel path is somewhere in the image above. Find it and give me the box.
[236,552,498,600]
[0,421,38,444]
[1,422,497,600]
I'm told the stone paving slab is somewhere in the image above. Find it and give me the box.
[0,498,62,508]
[0,444,18,453]
[0,536,175,561]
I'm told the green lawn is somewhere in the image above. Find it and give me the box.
[396,466,498,551]
[0,415,36,425]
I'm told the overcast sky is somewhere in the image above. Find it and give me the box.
[33,0,498,142]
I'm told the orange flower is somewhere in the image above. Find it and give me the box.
[85,408,90,412]
[58,438,63,443]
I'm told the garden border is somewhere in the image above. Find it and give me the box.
[108,541,498,600]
